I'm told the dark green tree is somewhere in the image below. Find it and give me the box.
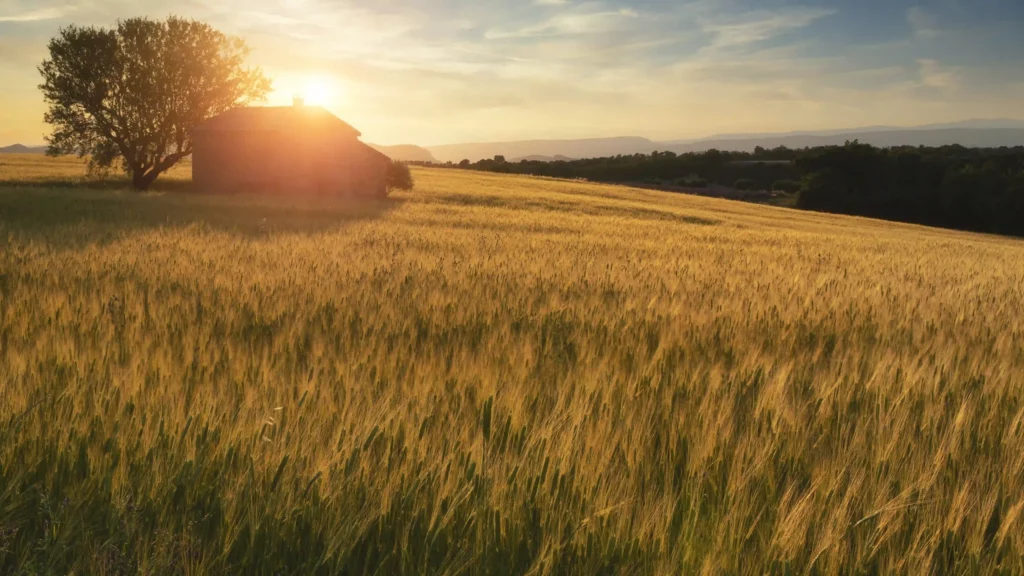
[387,161,414,192]
[772,179,802,194]
[734,178,756,191]
[39,17,271,190]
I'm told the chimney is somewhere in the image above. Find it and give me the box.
[293,95,305,108]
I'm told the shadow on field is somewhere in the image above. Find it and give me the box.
[0,178,194,193]
[0,187,404,247]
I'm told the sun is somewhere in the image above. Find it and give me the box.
[272,73,345,109]
[301,77,334,107]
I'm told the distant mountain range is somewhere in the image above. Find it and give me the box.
[7,119,1024,163]
[427,137,653,164]
[511,154,577,162]
[0,144,46,154]
[422,119,1024,163]
[369,144,437,163]
[665,118,1024,143]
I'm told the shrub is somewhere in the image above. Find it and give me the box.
[387,161,414,192]
[734,178,756,191]
[772,179,802,194]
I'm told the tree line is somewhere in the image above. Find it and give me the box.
[797,142,1024,236]
[424,149,802,191]
[417,143,1024,236]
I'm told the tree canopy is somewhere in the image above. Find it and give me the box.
[39,17,271,190]
[386,161,415,193]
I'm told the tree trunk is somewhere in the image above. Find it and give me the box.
[131,169,159,192]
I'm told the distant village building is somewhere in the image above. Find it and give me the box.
[192,101,390,196]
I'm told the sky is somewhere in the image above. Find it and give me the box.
[1,0,1023,146]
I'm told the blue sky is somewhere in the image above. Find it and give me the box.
[1,0,1022,146]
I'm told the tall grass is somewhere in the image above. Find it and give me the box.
[0,154,191,189]
[1,157,1023,573]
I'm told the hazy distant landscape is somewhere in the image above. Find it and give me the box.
[11,120,1024,164]
[365,120,1024,163]
[0,144,47,154]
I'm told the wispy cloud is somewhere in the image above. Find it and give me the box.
[700,7,836,50]
[485,7,639,39]
[906,6,939,38]
[917,58,960,89]
[0,7,69,22]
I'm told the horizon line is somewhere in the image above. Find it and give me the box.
[6,117,1024,150]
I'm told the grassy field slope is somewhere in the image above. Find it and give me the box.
[2,156,1023,574]
[0,153,191,188]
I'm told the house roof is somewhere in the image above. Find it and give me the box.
[357,140,392,163]
[193,106,362,138]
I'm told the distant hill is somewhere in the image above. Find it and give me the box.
[370,144,437,163]
[427,137,655,163]
[665,128,1024,154]
[0,144,46,154]
[7,119,1024,162]
[665,119,1024,144]
[510,155,577,162]
[422,120,1024,162]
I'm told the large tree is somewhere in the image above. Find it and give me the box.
[39,17,271,191]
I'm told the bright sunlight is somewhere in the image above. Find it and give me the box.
[301,76,335,107]
[267,73,342,108]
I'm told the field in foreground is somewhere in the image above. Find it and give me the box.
[2,156,1024,574]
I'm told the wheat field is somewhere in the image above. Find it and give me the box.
[1,155,1023,574]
